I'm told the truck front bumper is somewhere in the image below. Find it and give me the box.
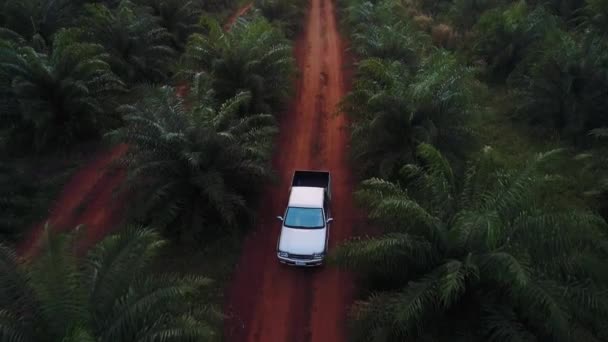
[277,254,324,267]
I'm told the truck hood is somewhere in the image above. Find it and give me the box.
[278,226,327,255]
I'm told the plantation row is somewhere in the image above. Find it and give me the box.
[332,0,608,340]
[0,0,305,241]
[0,0,305,341]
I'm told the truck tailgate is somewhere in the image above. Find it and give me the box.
[292,170,330,188]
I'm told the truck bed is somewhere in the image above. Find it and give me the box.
[292,170,330,189]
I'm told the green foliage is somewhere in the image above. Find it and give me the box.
[0,0,84,44]
[332,144,608,341]
[340,0,479,179]
[352,20,430,61]
[253,0,306,38]
[79,2,175,84]
[184,16,295,113]
[512,32,608,140]
[344,50,479,179]
[106,84,276,242]
[472,2,559,81]
[341,0,401,30]
[581,0,608,32]
[0,29,124,153]
[133,0,204,50]
[338,0,608,339]
[0,225,218,341]
[0,163,53,241]
[447,0,507,31]
[198,0,238,13]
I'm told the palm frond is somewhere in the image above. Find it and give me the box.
[27,224,88,340]
[86,226,166,322]
[331,233,437,276]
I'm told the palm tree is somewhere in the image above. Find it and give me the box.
[343,51,478,179]
[253,0,306,38]
[581,0,608,33]
[133,0,203,51]
[346,2,430,63]
[472,3,558,81]
[343,58,420,178]
[0,224,218,341]
[352,21,429,62]
[0,0,83,46]
[512,31,608,141]
[0,29,124,152]
[332,144,608,341]
[0,162,55,241]
[106,83,277,242]
[184,16,294,114]
[340,0,399,30]
[79,2,175,84]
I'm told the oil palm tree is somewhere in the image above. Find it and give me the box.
[0,29,124,152]
[0,162,55,241]
[133,0,203,51]
[341,0,399,30]
[333,144,608,341]
[473,3,558,81]
[184,16,294,114]
[0,0,83,46]
[580,0,608,32]
[0,224,218,341]
[79,2,175,84]
[343,51,478,179]
[512,31,608,141]
[344,58,420,178]
[351,21,429,62]
[253,0,306,38]
[107,83,277,242]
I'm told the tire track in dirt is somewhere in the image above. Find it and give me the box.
[224,0,357,340]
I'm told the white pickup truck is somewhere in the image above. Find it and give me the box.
[276,170,333,266]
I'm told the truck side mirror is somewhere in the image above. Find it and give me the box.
[276,216,284,221]
[326,218,334,223]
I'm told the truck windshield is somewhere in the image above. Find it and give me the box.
[284,207,324,229]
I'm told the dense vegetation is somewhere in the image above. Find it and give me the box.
[0,0,298,241]
[0,225,219,341]
[3,0,608,340]
[0,0,303,339]
[108,86,277,242]
[335,0,608,340]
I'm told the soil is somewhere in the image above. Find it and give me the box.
[17,144,128,258]
[223,0,359,340]
[224,3,254,30]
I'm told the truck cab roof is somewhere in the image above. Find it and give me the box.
[288,187,325,208]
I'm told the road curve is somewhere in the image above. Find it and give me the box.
[224,0,359,340]
[18,144,128,258]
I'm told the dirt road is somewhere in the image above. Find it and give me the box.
[224,0,358,340]
[224,2,253,30]
[17,144,128,257]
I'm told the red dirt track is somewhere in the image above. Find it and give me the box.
[224,2,254,30]
[17,144,128,257]
[224,0,358,340]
